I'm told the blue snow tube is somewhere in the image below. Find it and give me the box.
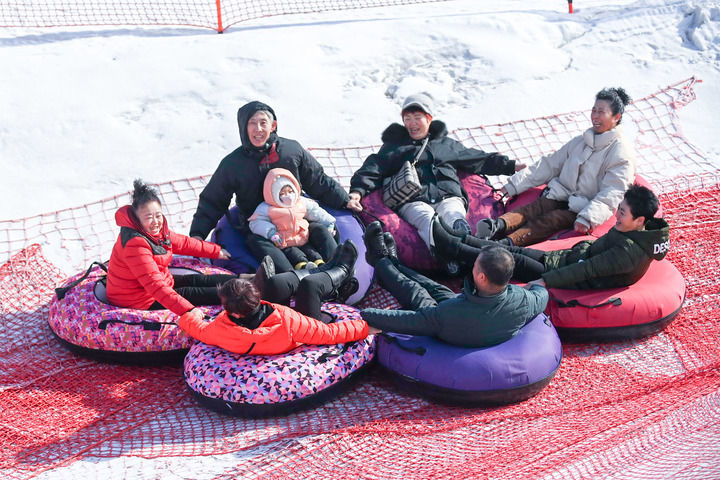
[211,204,372,305]
[376,313,562,405]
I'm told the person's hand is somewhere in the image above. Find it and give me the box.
[218,248,231,260]
[574,221,591,234]
[514,162,527,172]
[179,307,204,325]
[368,326,382,335]
[347,192,363,212]
[270,233,284,247]
[525,278,546,288]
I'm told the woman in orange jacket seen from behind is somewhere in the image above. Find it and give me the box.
[178,278,372,355]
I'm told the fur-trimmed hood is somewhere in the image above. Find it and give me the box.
[380,120,448,144]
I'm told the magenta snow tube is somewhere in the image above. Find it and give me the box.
[183,303,376,418]
[48,258,228,364]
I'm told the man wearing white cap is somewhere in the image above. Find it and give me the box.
[350,92,524,274]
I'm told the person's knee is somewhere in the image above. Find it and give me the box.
[297,276,326,298]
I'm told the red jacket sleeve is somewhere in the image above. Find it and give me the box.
[123,237,194,315]
[170,231,222,259]
[178,310,293,355]
[276,304,369,345]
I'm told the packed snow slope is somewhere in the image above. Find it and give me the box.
[0,0,718,221]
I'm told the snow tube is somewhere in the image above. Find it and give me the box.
[376,313,562,406]
[183,303,375,417]
[359,172,502,271]
[504,175,661,240]
[534,237,685,342]
[211,204,372,305]
[48,258,227,364]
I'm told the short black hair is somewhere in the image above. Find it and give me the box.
[596,87,631,124]
[623,184,658,220]
[476,246,514,287]
[218,278,261,316]
[131,179,161,210]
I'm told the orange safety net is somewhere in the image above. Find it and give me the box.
[0,0,453,32]
[0,77,719,479]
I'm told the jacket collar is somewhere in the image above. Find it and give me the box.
[583,124,623,152]
[462,276,508,304]
[381,120,448,144]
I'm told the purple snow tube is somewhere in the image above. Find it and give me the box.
[211,204,372,305]
[376,313,562,405]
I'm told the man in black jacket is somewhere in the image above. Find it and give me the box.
[190,101,362,272]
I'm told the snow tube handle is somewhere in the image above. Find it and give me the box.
[553,297,622,309]
[317,341,355,362]
[380,333,427,356]
[55,261,108,300]
[98,319,176,331]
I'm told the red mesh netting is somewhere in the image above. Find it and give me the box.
[0,0,452,32]
[1,77,719,479]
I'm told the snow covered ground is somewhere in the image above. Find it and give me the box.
[0,0,718,222]
[1,1,719,478]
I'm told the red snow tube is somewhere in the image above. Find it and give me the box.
[533,237,685,342]
[504,175,661,240]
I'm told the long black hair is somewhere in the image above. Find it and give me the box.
[595,87,631,124]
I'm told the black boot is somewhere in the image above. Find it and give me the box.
[438,216,468,240]
[363,221,388,267]
[475,218,506,240]
[431,217,462,259]
[320,240,359,301]
[383,232,398,261]
[252,255,275,295]
[430,218,465,277]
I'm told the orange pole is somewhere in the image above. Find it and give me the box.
[216,0,224,33]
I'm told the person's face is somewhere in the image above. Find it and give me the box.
[279,184,296,205]
[402,111,432,140]
[590,99,621,134]
[247,111,277,147]
[135,200,164,236]
[614,199,645,232]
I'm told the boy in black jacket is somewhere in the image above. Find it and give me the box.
[432,185,670,290]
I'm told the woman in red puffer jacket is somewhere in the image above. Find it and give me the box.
[106,179,235,318]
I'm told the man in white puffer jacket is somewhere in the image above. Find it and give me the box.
[476,87,637,247]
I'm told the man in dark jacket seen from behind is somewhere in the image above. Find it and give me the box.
[361,225,548,348]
